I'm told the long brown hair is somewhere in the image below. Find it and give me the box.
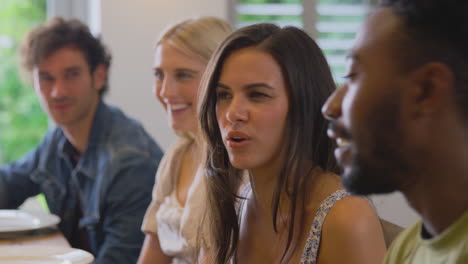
[198,23,338,263]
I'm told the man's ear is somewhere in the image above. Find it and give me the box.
[405,62,454,118]
[93,64,107,92]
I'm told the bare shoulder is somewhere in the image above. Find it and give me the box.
[323,195,383,241]
[328,195,379,224]
[317,195,386,264]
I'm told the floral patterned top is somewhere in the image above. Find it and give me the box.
[300,189,351,264]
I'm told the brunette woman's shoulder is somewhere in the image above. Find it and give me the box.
[317,194,387,264]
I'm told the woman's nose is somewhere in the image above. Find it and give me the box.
[159,76,182,103]
[226,96,248,124]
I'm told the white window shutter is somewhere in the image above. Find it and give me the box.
[232,0,373,83]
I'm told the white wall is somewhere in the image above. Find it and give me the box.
[100,0,229,151]
[371,193,419,227]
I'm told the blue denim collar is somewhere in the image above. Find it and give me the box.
[57,99,108,180]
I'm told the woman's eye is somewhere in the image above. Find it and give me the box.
[176,72,193,80]
[250,91,269,99]
[154,70,163,80]
[216,91,231,100]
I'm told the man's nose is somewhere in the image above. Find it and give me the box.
[322,84,347,120]
[50,79,67,98]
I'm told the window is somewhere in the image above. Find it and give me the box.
[232,0,374,82]
[0,0,48,165]
[235,0,303,28]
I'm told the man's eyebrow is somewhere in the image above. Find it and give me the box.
[38,66,83,78]
[64,66,82,72]
[38,71,52,77]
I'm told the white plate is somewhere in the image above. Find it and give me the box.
[0,246,94,264]
[0,210,60,233]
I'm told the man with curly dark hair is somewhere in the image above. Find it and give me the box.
[0,17,163,263]
[323,0,468,263]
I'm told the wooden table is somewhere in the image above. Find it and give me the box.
[0,227,70,247]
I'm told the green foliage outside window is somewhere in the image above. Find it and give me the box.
[0,0,48,165]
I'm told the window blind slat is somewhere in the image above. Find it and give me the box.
[237,4,302,16]
[317,22,361,33]
[319,39,355,50]
[318,5,369,16]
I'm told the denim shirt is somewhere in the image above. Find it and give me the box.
[0,100,163,263]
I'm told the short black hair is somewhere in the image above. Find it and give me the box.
[20,17,112,96]
[380,0,468,121]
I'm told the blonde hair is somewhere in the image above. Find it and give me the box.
[157,17,233,63]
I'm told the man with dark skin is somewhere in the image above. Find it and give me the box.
[322,0,468,263]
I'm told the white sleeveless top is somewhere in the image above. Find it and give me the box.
[155,191,191,263]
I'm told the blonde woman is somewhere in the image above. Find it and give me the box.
[137,17,232,264]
